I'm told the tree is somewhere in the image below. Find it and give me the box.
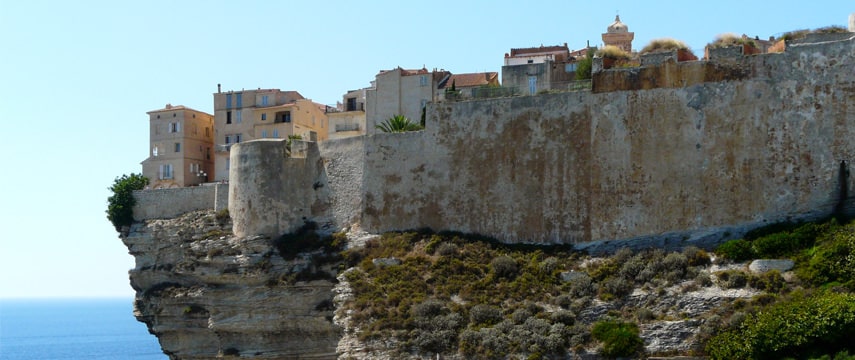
[575,48,594,80]
[375,115,423,133]
[106,173,149,231]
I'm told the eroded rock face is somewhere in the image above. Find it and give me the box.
[122,211,341,359]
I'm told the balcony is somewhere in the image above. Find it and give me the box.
[215,144,233,152]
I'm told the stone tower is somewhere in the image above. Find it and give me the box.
[602,15,634,53]
[849,13,854,32]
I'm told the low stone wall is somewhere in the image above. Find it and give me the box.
[133,183,228,221]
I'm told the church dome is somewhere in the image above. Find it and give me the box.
[607,15,629,33]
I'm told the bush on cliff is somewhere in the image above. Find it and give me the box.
[106,173,149,231]
[706,291,855,360]
[591,319,644,359]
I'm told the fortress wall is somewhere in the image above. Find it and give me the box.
[316,135,365,232]
[229,139,328,237]
[133,183,228,221]
[357,37,855,244]
[227,37,855,246]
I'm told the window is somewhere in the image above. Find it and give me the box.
[225,135,232,144]
[225,158,230,171]
[420,75,428,86]
[273,129,279,138]
[235,134,242,143]
[346,97,357,111]
[283,111,291,123]
[226,94,232,109]
[174,143,181,152]
[236,93,242,108]
[190,163,199,173]
[528,76,537,95]
[173,113,176,117]
[206,147,211,160]
[261,95,269,106]
[205,127,210,137]
[261,130,268,138]
[226,111,232,124]
[236,111,242,123]
[527,59,534,64]
[169,122,180,133]
[159,164,173,179]
[157,115,160,119]
[261,113,267,121]
[152,146,159,157]
[421,99,428,109]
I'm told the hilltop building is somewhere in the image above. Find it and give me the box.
[502,43,590,95]
[141,104,214,189]
[602,15,634,52]
[212,87,330,181]
[365,67,451,134]
[439,72,500,100]
[327,88,368,140]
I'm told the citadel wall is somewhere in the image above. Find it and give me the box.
[133,183,228,221]
[230,36,855,248]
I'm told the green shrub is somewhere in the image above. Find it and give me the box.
[684,246,712,266]
[748,270,786,293]
[591,319,644,358]
[490,255,518,280]
[599,276,633,300]
[214,208,230,224]
[716,239,755,261]
[707,292,855,360]
[797,226,855,288]
[469,304,503,327]
[106,173,149,231]
[716,270,748,289]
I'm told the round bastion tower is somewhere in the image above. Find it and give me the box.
[602,15,634,53]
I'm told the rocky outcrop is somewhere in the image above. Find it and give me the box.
[122,210,340,359]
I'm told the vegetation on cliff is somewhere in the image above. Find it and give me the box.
[333,217,855,359]
[106,173,148,231]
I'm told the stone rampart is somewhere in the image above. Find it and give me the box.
[228,36,855,249]
[133,183,228,221]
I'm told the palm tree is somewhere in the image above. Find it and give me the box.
[375,115,423,133]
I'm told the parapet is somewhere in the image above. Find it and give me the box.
[132,183,228,221]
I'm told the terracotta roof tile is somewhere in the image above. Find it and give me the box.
[440,72,499,88]
[509,44,569,57]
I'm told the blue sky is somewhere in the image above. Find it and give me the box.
[0,0,851,298]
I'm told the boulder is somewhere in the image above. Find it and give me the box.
[748,259,794,274]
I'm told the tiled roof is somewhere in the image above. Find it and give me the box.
[509,44,569,57]
[440,72,499,89]
[147,104,210,115]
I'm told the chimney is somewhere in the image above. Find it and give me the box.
[217,83,221,93]
[165,103,172,109]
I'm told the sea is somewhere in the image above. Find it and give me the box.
[0,298,167,359]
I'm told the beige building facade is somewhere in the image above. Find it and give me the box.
[365,67,450,134]
[327,88,367,139]
[212,88,328,181]
[141,104,214,188]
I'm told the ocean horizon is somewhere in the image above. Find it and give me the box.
[0,297,167,359]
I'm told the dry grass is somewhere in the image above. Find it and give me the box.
[596,45,631,60]
[640,38,690,54]
[708,33,757,49]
